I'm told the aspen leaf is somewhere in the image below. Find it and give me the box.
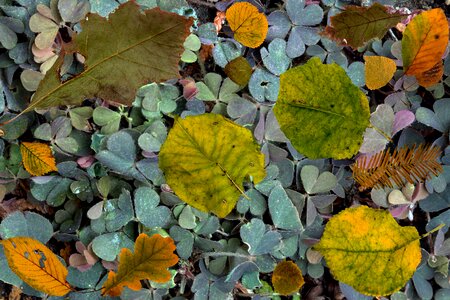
[1,237,71,296]
[226,2,268,48]
[224,56,253,86]
[315,206,421,296]
[322,3,406,49]
[272,261,304,295]
[101,233,178,297]
[159,114,265,218]
[402,9,448,78]
[273,57,370,159]
[20,142,57,176]
[364,56,397,90]
[23,2,193,113]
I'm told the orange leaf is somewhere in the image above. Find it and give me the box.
[226,2,268,48]
[415,60,444,88]
[272,260,304,295]
[101,233,179,297]
[1,237,71,296]
[20,142,57,176]
[364,56,397,90]
[402,9,448,76]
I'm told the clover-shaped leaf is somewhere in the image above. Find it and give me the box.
[269,185,302,230]
[240,218,281,255]
[213,39,243,68]
[261,38,291,76]
[301,165,337,194]
[249,68,280,102]
[93,106,121,135]
[416,98,450,133]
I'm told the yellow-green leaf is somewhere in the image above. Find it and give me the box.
[20,142,58,176]
[159,114,265,217]
[1,237,71,296]
[272,261,304,295]
[23,2,192,113]
[402,8,448,76]
[102,233,178,297]
[314,206,421,296]
[364,56,397,90]
[273,57,370,159]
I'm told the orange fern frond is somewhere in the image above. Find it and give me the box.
[351,144,443,191]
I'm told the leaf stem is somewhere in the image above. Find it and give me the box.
[202,252,253,260]
[421,223,445,239]
[369,124,393,142]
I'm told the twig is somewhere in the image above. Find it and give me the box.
[186,0,216,8]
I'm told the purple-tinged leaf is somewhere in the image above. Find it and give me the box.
[392,110,415,135]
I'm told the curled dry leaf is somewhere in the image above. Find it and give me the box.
[226,2,268,48]
[1,237,72,296]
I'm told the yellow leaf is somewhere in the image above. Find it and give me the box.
[272,261,304,295]
[20,142,57,176]
[1,237,71,296]
[402,9,448,77]
[159,114,266,218]
[364,56,396,90]
[415,60,444,88]
[315,206,421,296]
[226,2,268,48]
[102,233,178,297]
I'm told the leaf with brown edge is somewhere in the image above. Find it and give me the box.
[402,8,448,77]
[351,144,443,191]
[101,233,178,297]
[1,237,72,296]
[22,2,193,114]
[226,2,268,48]
[415,60,444,88]
[321,3,406,49]
[20,142,57,176]
[272,261,304,295]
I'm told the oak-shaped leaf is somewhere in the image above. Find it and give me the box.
[20,142,58,176]
[101,233,178,296]
[23,2,193,114]
[1,237,72,296]
[315,206,421,296]
[159,114,266,217]
[272,261,304,295]
[321,3,406,49]
[273,57,370,159]
[402,9,448,80]
[226,2,268,48]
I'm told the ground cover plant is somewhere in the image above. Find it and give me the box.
[0,0,450,299]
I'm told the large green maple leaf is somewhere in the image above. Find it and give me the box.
[24,2,192,113]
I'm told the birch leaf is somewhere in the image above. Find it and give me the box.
[20,142,57,176]
[1,237,71,296]
[315,206,421,296]
[159,114,265,218]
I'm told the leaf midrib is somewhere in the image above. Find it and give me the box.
[317,238,418,254]
[29,19,186,112]
[282,101,346,118]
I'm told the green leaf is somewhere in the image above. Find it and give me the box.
[240,218,281,255]
[134,187,170,228]
[24,2,192,113]
[322,3,406,49]
[273,57,370,159]
[301,165,337,194]
[93,106,121,134]
[315,206,421,296]
[159,114,266,218]
[268,185,302,230]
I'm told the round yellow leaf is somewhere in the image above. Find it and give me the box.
[226,2,268,48]
[315,206,421,296]
[364,56,396,90]
[272,261,304,295]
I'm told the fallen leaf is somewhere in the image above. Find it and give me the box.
[415,60,444,87]
[159,114,265,217]
[364,56,397,90]
[273,57,370,159]
[315,206,421,296]
[20,142,58,176]
[0,198,50,219]
[101,233,178,296]
[226,2,268,48]
[1,237,71,296]
[322,3,406,49]
[23,2,193,114]
[224,56,253,86]
[402,9,448,78]
[272,261,304,295]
